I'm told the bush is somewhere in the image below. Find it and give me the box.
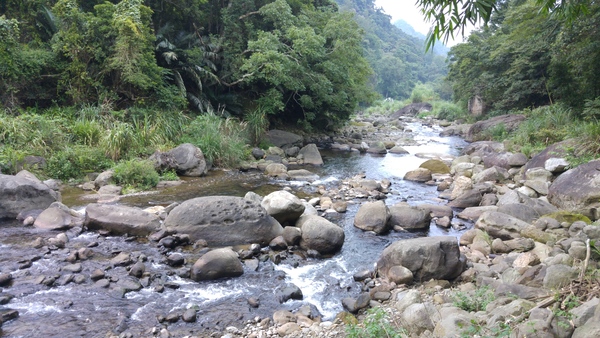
[46,146,113,180]
[433,101,468,121]
[410,83,437,103]
[452,285,495,312]
[113,159,159,191]
[181,112,248,168]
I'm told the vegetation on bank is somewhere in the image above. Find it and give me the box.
[0,105,257,189]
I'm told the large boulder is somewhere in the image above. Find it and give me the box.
[85,204,161,236]
[190,248,243,281]
[150,143,207,177]
[548,159,600,220]
[354,201,391,234]
[521,139,576,179]
[388,203,431,230]
[377,236,464,282]
[34,202,78,230]
[404,168,432,182]
[164,196,283,246]
[261,190,305,224]
[465,114,526,142]
[298,144,323,166]
[297,215,344,255]
[419,159,450,174]
[266,130,303,149]
[474,211,543,241]
[0,173,59,220]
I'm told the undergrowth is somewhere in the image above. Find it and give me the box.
[346,308,407,338]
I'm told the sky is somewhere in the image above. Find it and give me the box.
[374,0,476,46]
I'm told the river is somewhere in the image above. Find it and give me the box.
[0,121,468,337]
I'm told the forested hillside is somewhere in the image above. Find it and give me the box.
[0,0,374,129]
[447,0,600,116]
[336,0,448,99]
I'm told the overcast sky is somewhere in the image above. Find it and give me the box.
[374,0,476,46]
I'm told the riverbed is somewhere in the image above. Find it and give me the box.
[0,121,468,337]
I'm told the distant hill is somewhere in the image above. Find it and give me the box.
[393,19,450,56]
[334,0,448,99]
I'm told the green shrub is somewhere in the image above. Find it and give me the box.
[410,83,437,103]
[452,285,495,312]
[346,308,406,338]
[433,101,468,121]
[46,146,113,180]
[113,159,159,191]
[181,113,248,168]
[364,99,406,116]
[245,108,269,146]
[159,169,179,181]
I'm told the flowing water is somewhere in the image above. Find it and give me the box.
[0,122,468,337]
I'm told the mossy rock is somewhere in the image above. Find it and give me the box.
[335,311,358,325]
[542,211,592,224]
[521,225,556,244]
[419,159,450,174]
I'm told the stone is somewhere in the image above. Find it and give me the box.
[266,130,303,149]
[401,303,439,335]
[277,284,303,303]
[497,203,540,223]
[475,211,530,240]
[403,168,432,182]
[298,144,323,166]
[277,322,301,336]
[282,226,302,246]
[164,196,283,246]
[543,264,578,289]
[526,167,553,182]
[0,273,13,286]
[251,148,265,160]
[261,190,305,224]
[387,203,431,230]
[548,159,600,220]
[85,204,161,236]
[297,215,344,255]
[150,143,207,177]
[448,190,483,208]
[419,159,450,174]
[182,308,197,323]
[389,146,409,154]
[377,236,465,282]
[387,265,414,285]
[269,236,287,250]
[457,206,498,221]
[433,307,475,338]
[287,169,319,181]
[273,310,296,325]
[97,184,122,195]
[450,176,473,200]
[190,248,243,281]
[33,204,73,230]
[571,297,600,328]
[353,201,391,234]
[0,173,59,220]
[264,163,288,179]
[473,166,510,184]
[545,158,570,173]
[508,153,528,167]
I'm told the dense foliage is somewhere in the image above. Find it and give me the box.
[445,0,600,116]
[0,0,379,130]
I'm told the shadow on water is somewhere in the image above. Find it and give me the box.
[0,122,471,337]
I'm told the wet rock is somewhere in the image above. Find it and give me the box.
[1,309,19,322]
[182,308,197,323]
[298,144,323,166]
[419,159,450,174]
[264,163,288,179]
[388,203,431,230]
[403,168,432,182]
[261,190,305,224]
[353,269,373,281]
[269,236,287,250]
[166,253,185,267]
[128,262,145,278]
[191,248,243,281]
[0,173,59,220]
[333,201,348,213]
[111,252,132,267]
[62,263,82,273]
[287,169,319,181]
[0,292,14,305]
[389,146,409,154]
[0,273,13,286]
[95,279,110,288]
[90,269,105,281]
[164,196,283,246]
[85,204,161,237]
[297,215,344,255]
[342,293,370,313]
[33,204,75,230]
[354,200,391,234]
[247,297,260,308]
[448,190,482,208]
[150,143,207,177]
[277,284,303,303]
[378,236,464,282]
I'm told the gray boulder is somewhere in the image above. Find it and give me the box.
[354,201,391,234]
[377,236,465,282]
[261,190,305,224]
[497,203,541,223]
[33,203,76,230]
[548,159,600,220]
[388,203,431,230]
[190,248,243,281]
[472,166,509,183]
[297,215,344,255]
[474,211,530,240]
[85,204,161,236]
[151,143,207,177]
[164,196,283,246]
[298,144,323,166]
[521,139,576,179]
[287,169,319,181]
[465,114,525,142]
[0,173,59,220]
[448,190,483,208]
[266,130,303,149]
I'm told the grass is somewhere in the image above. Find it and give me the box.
[346,308,407,338]
[113,159,160,191]
[452,285,496,312]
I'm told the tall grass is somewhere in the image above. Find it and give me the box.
[181,112,248,167]
[245,108,269,146]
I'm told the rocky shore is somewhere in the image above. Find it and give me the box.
[1,111,600,337]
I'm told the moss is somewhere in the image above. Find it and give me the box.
[543,211,592,224]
